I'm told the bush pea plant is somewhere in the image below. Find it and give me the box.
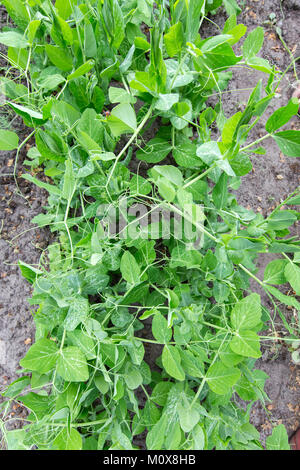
[0,0,299,451]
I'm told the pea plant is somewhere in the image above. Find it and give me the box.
[0,0,299,451]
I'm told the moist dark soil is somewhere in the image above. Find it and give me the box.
[0,0,299,447]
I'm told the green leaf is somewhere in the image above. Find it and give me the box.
[102,0,125,49]
[231,293,261,331]
[178,403,200,433]
[151,382,174,406]
[200,34,233,53]
[35,129,66,161]
[120,251,141,284]
[212,173,228,209]
[20,392,51,419]
[120,44,135,73]
[1,0,30,30]
[192,424,206,450]
[272,130,300,157]
[152,313,172,344]
[64,297,89,331]
[230,330,261,358]
[165,421,182,450]
[55,0,76,19]
[0,129,19,150]
[195,40,240,70]
[28,19,41,44]
[45,44,73,72]
[206,362,241,395]
[164,23,184,57]
[67,60,95,81]
[267,210,297,230]
[107,104,137,137]
[7,46,29,69]
[263,259,288,285]
[196,141,235,176]
[57,346,89,382]
[52,100,81,128]
[2,376,30,399]
[84,22,97,58]
[206,0,223,12]
[94,375,109,394]
[246,57,273,74]
[108,87,134,104]
[68,330,96,360]
[179,349,204,377]
[177,187,193,207]
[223,0,241,15]
[284,262,300,295]
[171,100,192,130]
[266,98,299,133]
[286,194,300,205]
[196,141,221,164]
[150,165,183,187]
[38,74,65,91]
[20,339,58,374]
[129,174,152,196]
[269,241,300,254]
[162,345,185,381]
[157,177,176,202]
[219,345,243,367]
[4,429,27,450]
[242,27,264,60]
[56,15,73,44]
[146,414,168,450]
[18,260,43,284]
[22,174,62,196]
[136,138,172,163]
[124,364,143,390]
[230,152,253,176]
[94,152,116,162]
[172,138,200,168]
[8,102,45,125]
[222,112,242,144]
[134,37,150,51]
[223,16,247,45]
[0,31,27,48]
[266,285,300,309]
[266,424,290,450]
[62,160,75,200]
[54,428,82,450]
[155,93,179,111]
[77,130,102,155]
[186,0,205,42]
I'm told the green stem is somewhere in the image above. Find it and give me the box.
[191,333,229,407]
[51,418,109,429]
[13,130,36,196]
[240,134,271,152]
[106,104,154,189]
[183,163,216,189]
[168,203,221,244]
[238,264,264,287]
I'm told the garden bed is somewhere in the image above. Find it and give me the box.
[0,0,299,450]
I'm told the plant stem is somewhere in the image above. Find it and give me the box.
[183,163,216,189]
[238,264,265,287]
[240,134,271,152]
[106,104,154,189]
